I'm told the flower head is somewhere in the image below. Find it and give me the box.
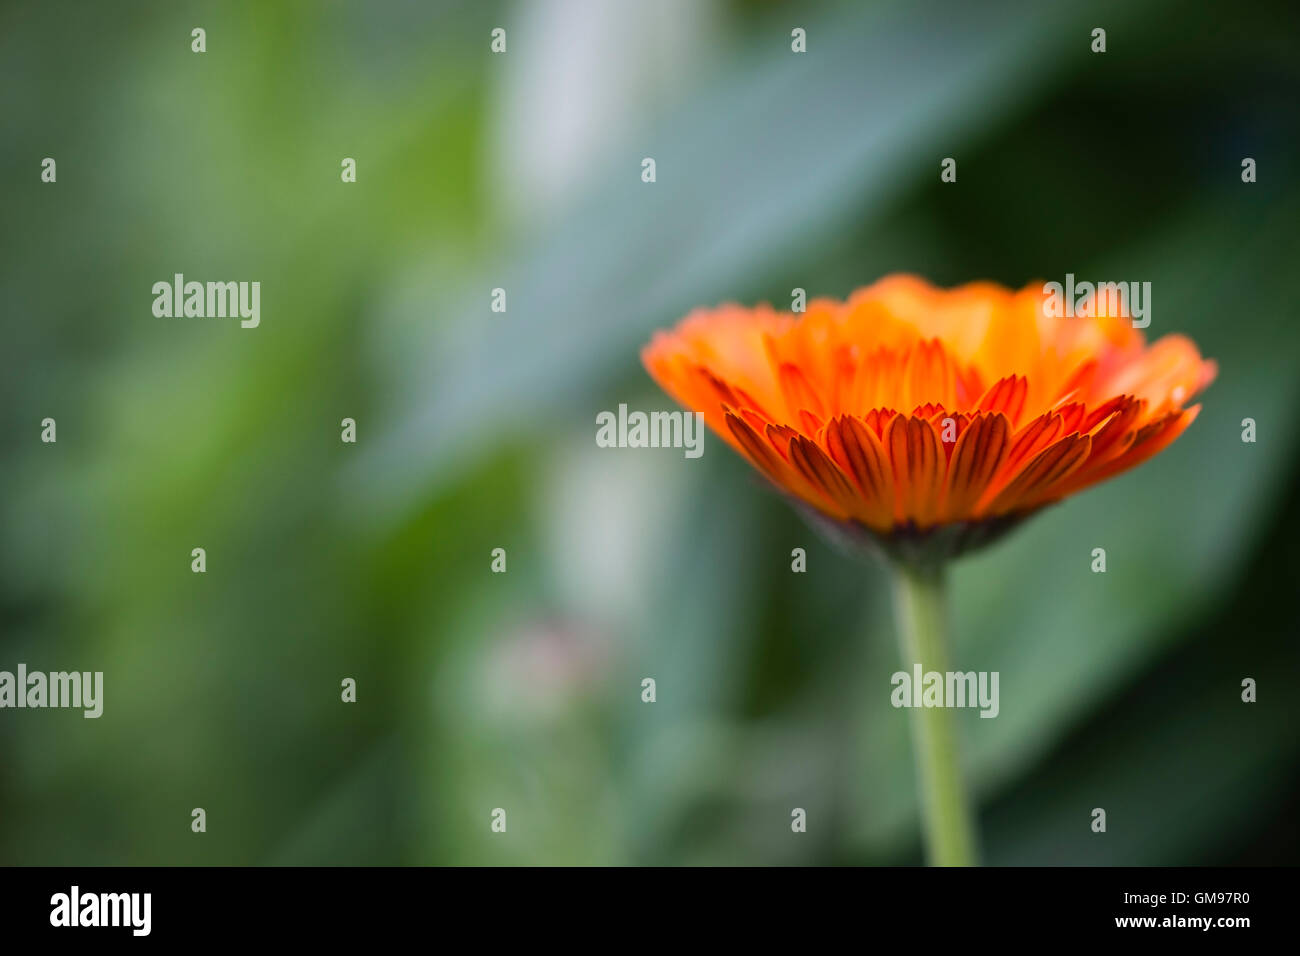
[642,275,1216,561]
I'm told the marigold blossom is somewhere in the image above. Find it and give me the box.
[642,275,1216,560]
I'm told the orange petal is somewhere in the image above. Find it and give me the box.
[978,411,1064,506]
[725,411,790,483]
[778,362,826,419]
[941,413,1010,521]
[985,433,1092,516]
[824,415,895,531]
[1058,405,1200,496]
[886,415,946,526]
[975,375,1028,426]
[788,436,862,521]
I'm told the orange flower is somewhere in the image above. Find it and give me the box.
[643,275,1216,559]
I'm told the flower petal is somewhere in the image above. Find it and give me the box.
[823,415,895,531]
[985,433,1092,515]
[941,413,1010,521]
[886,415,946,526]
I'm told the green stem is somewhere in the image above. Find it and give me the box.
[892,561,978,866]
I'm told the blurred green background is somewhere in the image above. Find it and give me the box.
[2,0,1298,865]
